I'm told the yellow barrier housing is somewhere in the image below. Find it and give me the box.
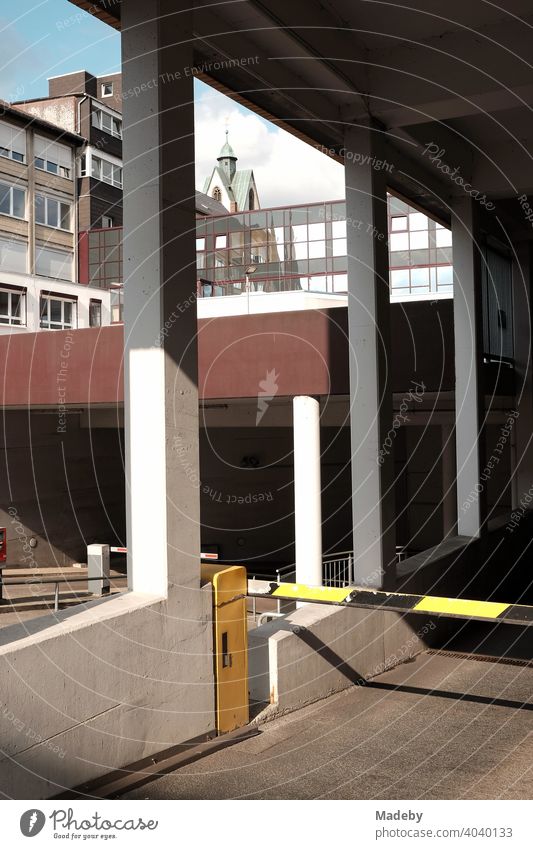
[201,564,249,733]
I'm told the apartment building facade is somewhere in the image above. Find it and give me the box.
[0,102,110,334]
[15,70,123,231]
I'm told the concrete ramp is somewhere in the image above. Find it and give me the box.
[123,650,533,800]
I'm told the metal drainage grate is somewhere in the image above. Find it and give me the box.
[427,649,533,669]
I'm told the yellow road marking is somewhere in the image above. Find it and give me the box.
[413,596,509,618]
[271,583,351,603]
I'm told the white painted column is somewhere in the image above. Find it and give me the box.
[441,423,457,537]
[293,396,322,586]
[452,197,486,536]
[344,124,396,589]
[122,0,201,597]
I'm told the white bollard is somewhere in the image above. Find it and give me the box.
[87,544,110,596]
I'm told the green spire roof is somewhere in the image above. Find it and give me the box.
[218,129,237,160]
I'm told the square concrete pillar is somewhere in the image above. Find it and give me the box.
[452,197,486,535]
[123,0,202,599]
[344,124,396,589]
[121,0,214,737]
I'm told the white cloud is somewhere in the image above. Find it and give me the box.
[194,82,345,208]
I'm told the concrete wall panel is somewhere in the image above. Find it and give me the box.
[0,588,214,798]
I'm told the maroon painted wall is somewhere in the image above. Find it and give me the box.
[0,301,454,408]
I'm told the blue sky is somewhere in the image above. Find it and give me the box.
[0,0,120,102]
[0,1,344,205]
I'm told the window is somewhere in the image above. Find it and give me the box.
[409,212,429,231]
[332,238,346,257]
[332,273,348,292]
[92,107,122,138]
[390,268,410,290]
[0,121,26,163]
[391,215,407,231]
[212,187,221,201]
[390,232,409,252]
[89,299,102,327]
[308,240,326,258]
[436,265,453,287]
[0,183,25,219]
[35,246,73,281]
[410,230,429,250]
[87,228,123,290]
[34,136,72,179]
[410,266,430,287]
[436,227,453,247]
[40,295,76,330]
[248,188,254,210]
[215,235,227,249]
[101,214,114,228]
[101,82,113,97]
[91,155,122,188]
[292,224,307,243]
[0,287,25,325]
[308,223,325,240]
[196,237,205,251]
[35,194,71,230]
[331,219,346,239]
[0,237,27,273]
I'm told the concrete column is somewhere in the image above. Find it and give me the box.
[344,124,395,589]
[452,197,486,535]
[122,0,201,597]
[441,423,457,537]
[512,241,533,506]
[293,396,322,586]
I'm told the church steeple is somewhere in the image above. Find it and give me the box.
[217,129,237,181]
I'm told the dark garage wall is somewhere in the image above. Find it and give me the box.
[0,412,125,568]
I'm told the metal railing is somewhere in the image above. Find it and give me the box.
[0,574,116,613]
[322,551,354,587]
[248,564,296,619]
[322,548,415,586]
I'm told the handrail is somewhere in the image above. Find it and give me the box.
[322,550,353,561]
[0,574,121,613]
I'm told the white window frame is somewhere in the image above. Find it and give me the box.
[101,214,114,228]
[39,294,76,330]
[92,105,122,139]
[0,237,27,274]
[34,136,72,180]
[0,286,25,326]
[101,82,114,97]
[91,154,123,188]
[35,246,74,282]
[35,193,71,231]
[0,181,26,220]
[0,121,26,163]
[34,157,71,179]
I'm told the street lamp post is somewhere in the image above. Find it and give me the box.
[245,264,256,314]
